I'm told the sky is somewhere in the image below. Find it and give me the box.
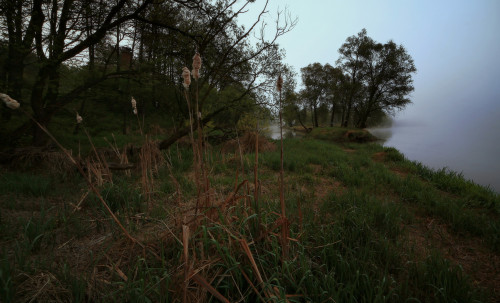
[237,0,500,191]
[237,0,500,122]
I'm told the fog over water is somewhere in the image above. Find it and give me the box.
[370,99,500,193]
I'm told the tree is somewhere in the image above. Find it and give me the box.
[336,29,416,128]
[300,63,326,128]
[336,29,372,127]
[0,0,296,149]
[322,64,345,127]
[355,40,416,128]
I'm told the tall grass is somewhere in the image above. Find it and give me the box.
[1,63,498,302]
[0,172,52,197]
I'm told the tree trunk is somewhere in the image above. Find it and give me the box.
[296,109,310,133]
[313,104,319,127]
[330,103,336,127]
[343,101,352,127]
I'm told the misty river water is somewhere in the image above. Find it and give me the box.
[264,119,500,194]
[369,118,500,194]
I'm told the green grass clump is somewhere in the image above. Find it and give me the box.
[86,178,142,213]
[0,172,52,197]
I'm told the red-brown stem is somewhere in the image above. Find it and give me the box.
[184,89,202,221]
[135,112,143,136]
[254,122,260,230]
[278,87,288,258]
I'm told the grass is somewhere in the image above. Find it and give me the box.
[0,172,52,197]
[0,126,498,302]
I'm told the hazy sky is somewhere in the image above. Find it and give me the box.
[238,0,500,190]
[237,0,500,122]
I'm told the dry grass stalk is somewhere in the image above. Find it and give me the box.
[239,238,283,300]
[191,273,230,303]
[139,138,163,206]
[277,74,289,259]
[254,123,261,233]
[84,128,113,185]
[19,108,140,246]
[182,224,190,303]
[17,271,70,302]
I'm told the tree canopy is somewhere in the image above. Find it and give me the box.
[291,29,416,129]
[0,0,296,149]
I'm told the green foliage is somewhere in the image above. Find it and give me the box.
[0,172,52,197]
[87,179,142,213]
[23,206,57,252]
[383,146,405,162]
[0,132,497,301]
[308,127,377,143]
[0,251,14,303]
[406,252,486,302]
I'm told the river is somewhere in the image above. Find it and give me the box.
[369,116,500,194]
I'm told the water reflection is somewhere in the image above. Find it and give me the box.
[263,122,301,140]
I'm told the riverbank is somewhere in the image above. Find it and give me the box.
[369,120,500,194]
[0,131,499,301]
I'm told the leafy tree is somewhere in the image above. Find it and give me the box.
[300,63,326,128]
[355,40,416,128]
[336,29,372,127]
[336,29,416,128]
[0,0,296,150]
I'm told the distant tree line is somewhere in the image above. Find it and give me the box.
[0,0,296,148]
[284,29,416,129]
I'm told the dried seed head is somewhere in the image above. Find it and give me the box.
[76,112,83,124]
[182,67,191,89]
[277,75,283,92]
[191,69,200,80]
[0,93,20,109]
[192,52,202,70]
[131,96,137,109]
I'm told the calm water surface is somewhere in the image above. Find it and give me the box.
[369,118,500,193]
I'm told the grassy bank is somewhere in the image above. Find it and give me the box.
[0,128,499,302]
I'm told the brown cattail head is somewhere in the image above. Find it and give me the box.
[76,112,83,124]
[191,69,200,80]
[131,97,138,115]
[277,75,283,92]
[131,96,137,109]
[192,52,202,80]
[182,67,191,89]
[192,52,202,70]
[0,93,20,109]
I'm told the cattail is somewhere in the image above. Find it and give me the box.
[131,96,138,115]
[182,67,191,89]
[0,93,20,109]
[76,112,83,124]
[192,52,202,70]
[192,52,202,80]
[192,69,200,80]
[277,75,283,92]
[131,96,137,109]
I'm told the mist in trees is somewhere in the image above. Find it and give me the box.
[288,29,416,129]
